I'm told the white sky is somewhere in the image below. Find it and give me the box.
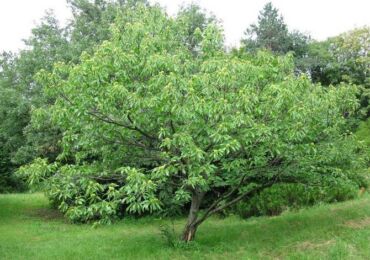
[0,0,369,52]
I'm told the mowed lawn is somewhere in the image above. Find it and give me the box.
[1,193,370,259]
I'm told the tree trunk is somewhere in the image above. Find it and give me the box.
[182,189,204,242]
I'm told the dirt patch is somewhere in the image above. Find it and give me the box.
[293,239,335,251]
[27,208,64,221]
[267,239,335,259]
[343,217,370,229]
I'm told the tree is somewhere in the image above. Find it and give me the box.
[0,52,28,192]
[9,12,71,166]
[300,27,370,117]
[0,11,74,186]
[242,2,310,57]
[21,5,366,241]
[328,27,369,87]
[66,0,148,61]
[176,4,217,55]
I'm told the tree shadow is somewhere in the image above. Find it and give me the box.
[27,207,65,221]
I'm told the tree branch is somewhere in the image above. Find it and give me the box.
[59,92,157,141]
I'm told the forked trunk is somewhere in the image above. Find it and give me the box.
[182,223,197,242]
[182,190,204,242]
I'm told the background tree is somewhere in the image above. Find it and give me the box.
[66,0,148,61]
[300,27,369,117]
[176,4,217,55]
[0,53,28,192]
[0,12,70,191]
[10,12,71,166]
[242,2,310,58]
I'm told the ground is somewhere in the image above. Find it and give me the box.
[1,193,370,259]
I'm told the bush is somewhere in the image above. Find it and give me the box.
[236,179,364,218]
[0,173,26,193]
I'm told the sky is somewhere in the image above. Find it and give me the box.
[0,0,369,52]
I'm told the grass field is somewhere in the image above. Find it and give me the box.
[1,193,370,259]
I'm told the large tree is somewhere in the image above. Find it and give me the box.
[21,5,366,241]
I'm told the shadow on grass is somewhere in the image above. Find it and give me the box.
[27,208,65,221]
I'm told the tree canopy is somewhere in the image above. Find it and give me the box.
[19,5,367,241]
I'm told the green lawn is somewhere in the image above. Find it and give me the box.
[1,193,370,259]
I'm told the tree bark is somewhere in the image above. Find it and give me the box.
[182,189,205,242]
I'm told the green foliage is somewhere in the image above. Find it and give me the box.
[299,26,370,117]
[355,119,370,165]
[17,4,365,238]
[341,26,370,117]
[0,53,29,192]
[242,2,310,57]
[159,222,178,248]
[67,0,148,62]
[159,219,200,249]
[176,4,217,55]
[0,171,25,193]
[305,26,370,87]
[0,0,147,192]
[356,119,370,146]
[17,158,56,186]
[235,128,369,218]
[236,181,361,218]
[0,12,71,192]
[327,27,369,87]
[11,4,122,167]
[18,160,126,223]
[2,1,368,243]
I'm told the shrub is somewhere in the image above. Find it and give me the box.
[236,179,365,218]
[0,172,26,193]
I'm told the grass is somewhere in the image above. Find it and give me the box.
[1,193,370,259]
[356,118,370,149]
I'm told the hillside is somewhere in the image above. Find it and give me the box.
[1,193,370,259]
